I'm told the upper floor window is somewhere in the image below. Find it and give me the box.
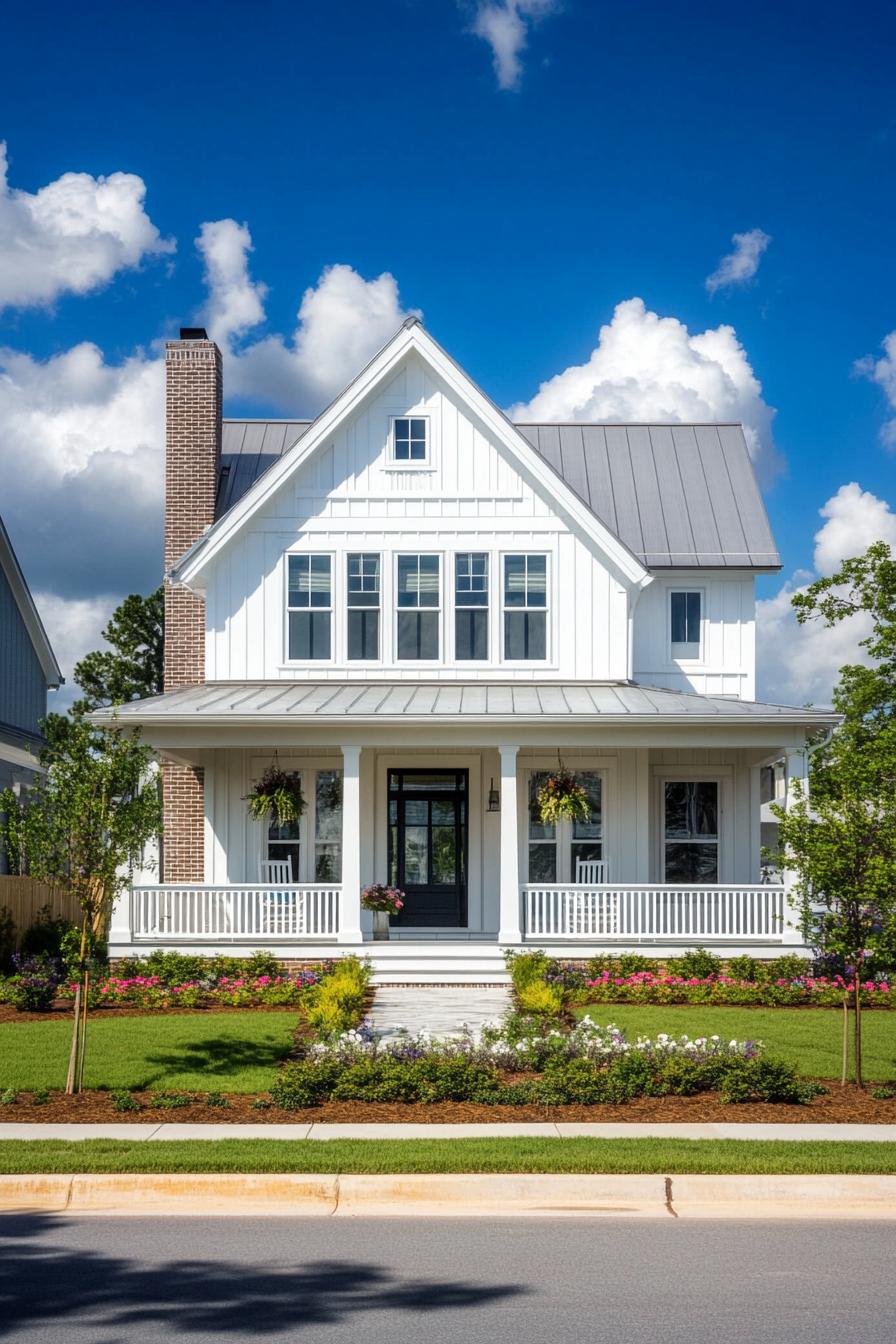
[287,555,331,660]
[670,590,701,660]
[392,417,428,463]
[396,554,440,659]
[504,554,547,660]
[455,552,488,661]
[347,553,380,660]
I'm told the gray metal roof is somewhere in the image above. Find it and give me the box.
[99,681,835,727]
[217,420,310,518]
[218,418,779,570]
[515,423,779,569]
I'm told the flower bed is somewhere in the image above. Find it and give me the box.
[79,969,324,1010]
[270,1014,817,1108]
[580,971,892,1008]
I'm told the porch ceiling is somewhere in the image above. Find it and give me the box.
[92,680,838,729]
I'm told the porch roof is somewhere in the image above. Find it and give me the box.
[95,681,839,729]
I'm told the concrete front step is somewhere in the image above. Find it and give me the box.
[366,942,511,985]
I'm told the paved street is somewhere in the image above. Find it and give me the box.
[2,1215,894,1342]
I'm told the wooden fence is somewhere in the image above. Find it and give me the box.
[0,876,82,946]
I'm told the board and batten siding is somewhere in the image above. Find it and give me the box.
[0,561,47,737]
[632,573,755,699]
[203,353,631,683]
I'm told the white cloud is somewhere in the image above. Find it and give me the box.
[509,296,781,482]
[468,0,559,90]
[0,217,419,697]
[196,219,267,346]
[0,141,173,311]
[705,228,771,295]
[756,483,896,705]
[32,591,116,708]
[854,329,896,449]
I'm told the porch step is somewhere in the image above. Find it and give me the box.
[367,986,512,1039]
[365,941,511,986]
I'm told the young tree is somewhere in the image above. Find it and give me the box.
[0,719,161,1093]
[774,541,896,1086]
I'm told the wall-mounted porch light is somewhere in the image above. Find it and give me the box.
[487,778,500,812]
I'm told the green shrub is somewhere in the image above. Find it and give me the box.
[507,951,552,992]
[302,956,370,1038]
[765,954,811,983]
[1,1088,18,1105]
[111,1090,142,1113]
[204,1091,231,1108]
[726,955,759,982]
[142,951,208,986]
[717,1056,810,1105]
[20,906,76,960]
[585,955,616,979]
[150,1092,194,1110]
[675,947,722,979]
[9,953,62,1011]
[59,926,108,982]
[272,1059,344,1109]
[32,1089,51,1106]
[0,906,15,972]
[515,979,566,1016]
[871,1087,896,1101]
[617,953,660,977]
[251,1097,272,1110]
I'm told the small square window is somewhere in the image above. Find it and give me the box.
[393,417,428,463]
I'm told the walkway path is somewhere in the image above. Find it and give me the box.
[366,985,511,1042]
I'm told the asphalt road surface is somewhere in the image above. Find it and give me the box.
[2,1214,894,1342]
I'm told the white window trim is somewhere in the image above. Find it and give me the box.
[248,757,344,885]
[283,551,337,667]
[452,551,490,663]
[346,550,383,664]
[654,768,732,883]
[523,764,609,884]
[394,551,443,664]
[668,586,705,665]
[500,550,552,666]
[384,413,434,471]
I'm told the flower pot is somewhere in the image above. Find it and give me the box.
[372,910,391,941]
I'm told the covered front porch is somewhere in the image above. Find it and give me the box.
[105,679,838,961]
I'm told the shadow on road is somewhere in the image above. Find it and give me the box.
[0,1213,528,1334]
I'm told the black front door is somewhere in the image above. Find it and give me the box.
[388,770,468,927]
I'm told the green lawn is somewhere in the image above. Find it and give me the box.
[0,1013,300,1092]
[574,1004,896,1081]
[0,1137,894,1175]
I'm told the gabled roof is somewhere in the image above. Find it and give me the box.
[215,415,780,573]
[96,680,838,728]
[517,423,780,570]
[176,320,651,591]
[0,517,62,689]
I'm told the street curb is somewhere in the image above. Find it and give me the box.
[1,1173,895,1218]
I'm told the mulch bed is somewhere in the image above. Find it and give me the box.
[2,1084,895,1126]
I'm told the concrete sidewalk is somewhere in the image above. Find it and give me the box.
[0,1121,894,1141]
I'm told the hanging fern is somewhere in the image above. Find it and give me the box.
[244,766,306,826]
[536,766,591,825]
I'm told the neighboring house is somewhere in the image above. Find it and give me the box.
[0,517,62,869]
[101,321,837,978]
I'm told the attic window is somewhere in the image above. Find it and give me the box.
[392,417,428,463]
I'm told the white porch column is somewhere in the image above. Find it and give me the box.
[338,745,363,945]
[781,746,809,946]
[498,743,521,944]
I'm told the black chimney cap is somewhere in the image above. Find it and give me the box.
[179,326,208,340]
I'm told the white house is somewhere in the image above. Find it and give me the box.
[101,320,836,979]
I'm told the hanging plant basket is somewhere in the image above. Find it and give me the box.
[244,765,306,827]
[536,765,591,825]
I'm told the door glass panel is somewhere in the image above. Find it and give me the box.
[664,843,719,882]
[664,782,719,881]
[404,827,429,883]
[401,773,461,791]
[431,800,456,825]
[528,844,557,882]
[431,824,457,884]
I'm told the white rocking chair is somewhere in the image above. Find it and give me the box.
[259,857,300,935]
[572,858,611,935]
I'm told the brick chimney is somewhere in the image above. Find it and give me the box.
[162,328,222,880]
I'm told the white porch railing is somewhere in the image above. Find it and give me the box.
[130,885,340,941]
[522,884,786,941]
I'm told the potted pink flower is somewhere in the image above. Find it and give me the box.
[361,883,405,940]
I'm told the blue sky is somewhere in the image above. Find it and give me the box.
[1,0,894,702]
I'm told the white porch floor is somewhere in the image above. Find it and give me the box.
[367,986,512,1041]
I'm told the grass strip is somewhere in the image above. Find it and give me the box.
[0,1013,300,1092]
[573,1004,896,1081]
[0,1138,895,1176]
